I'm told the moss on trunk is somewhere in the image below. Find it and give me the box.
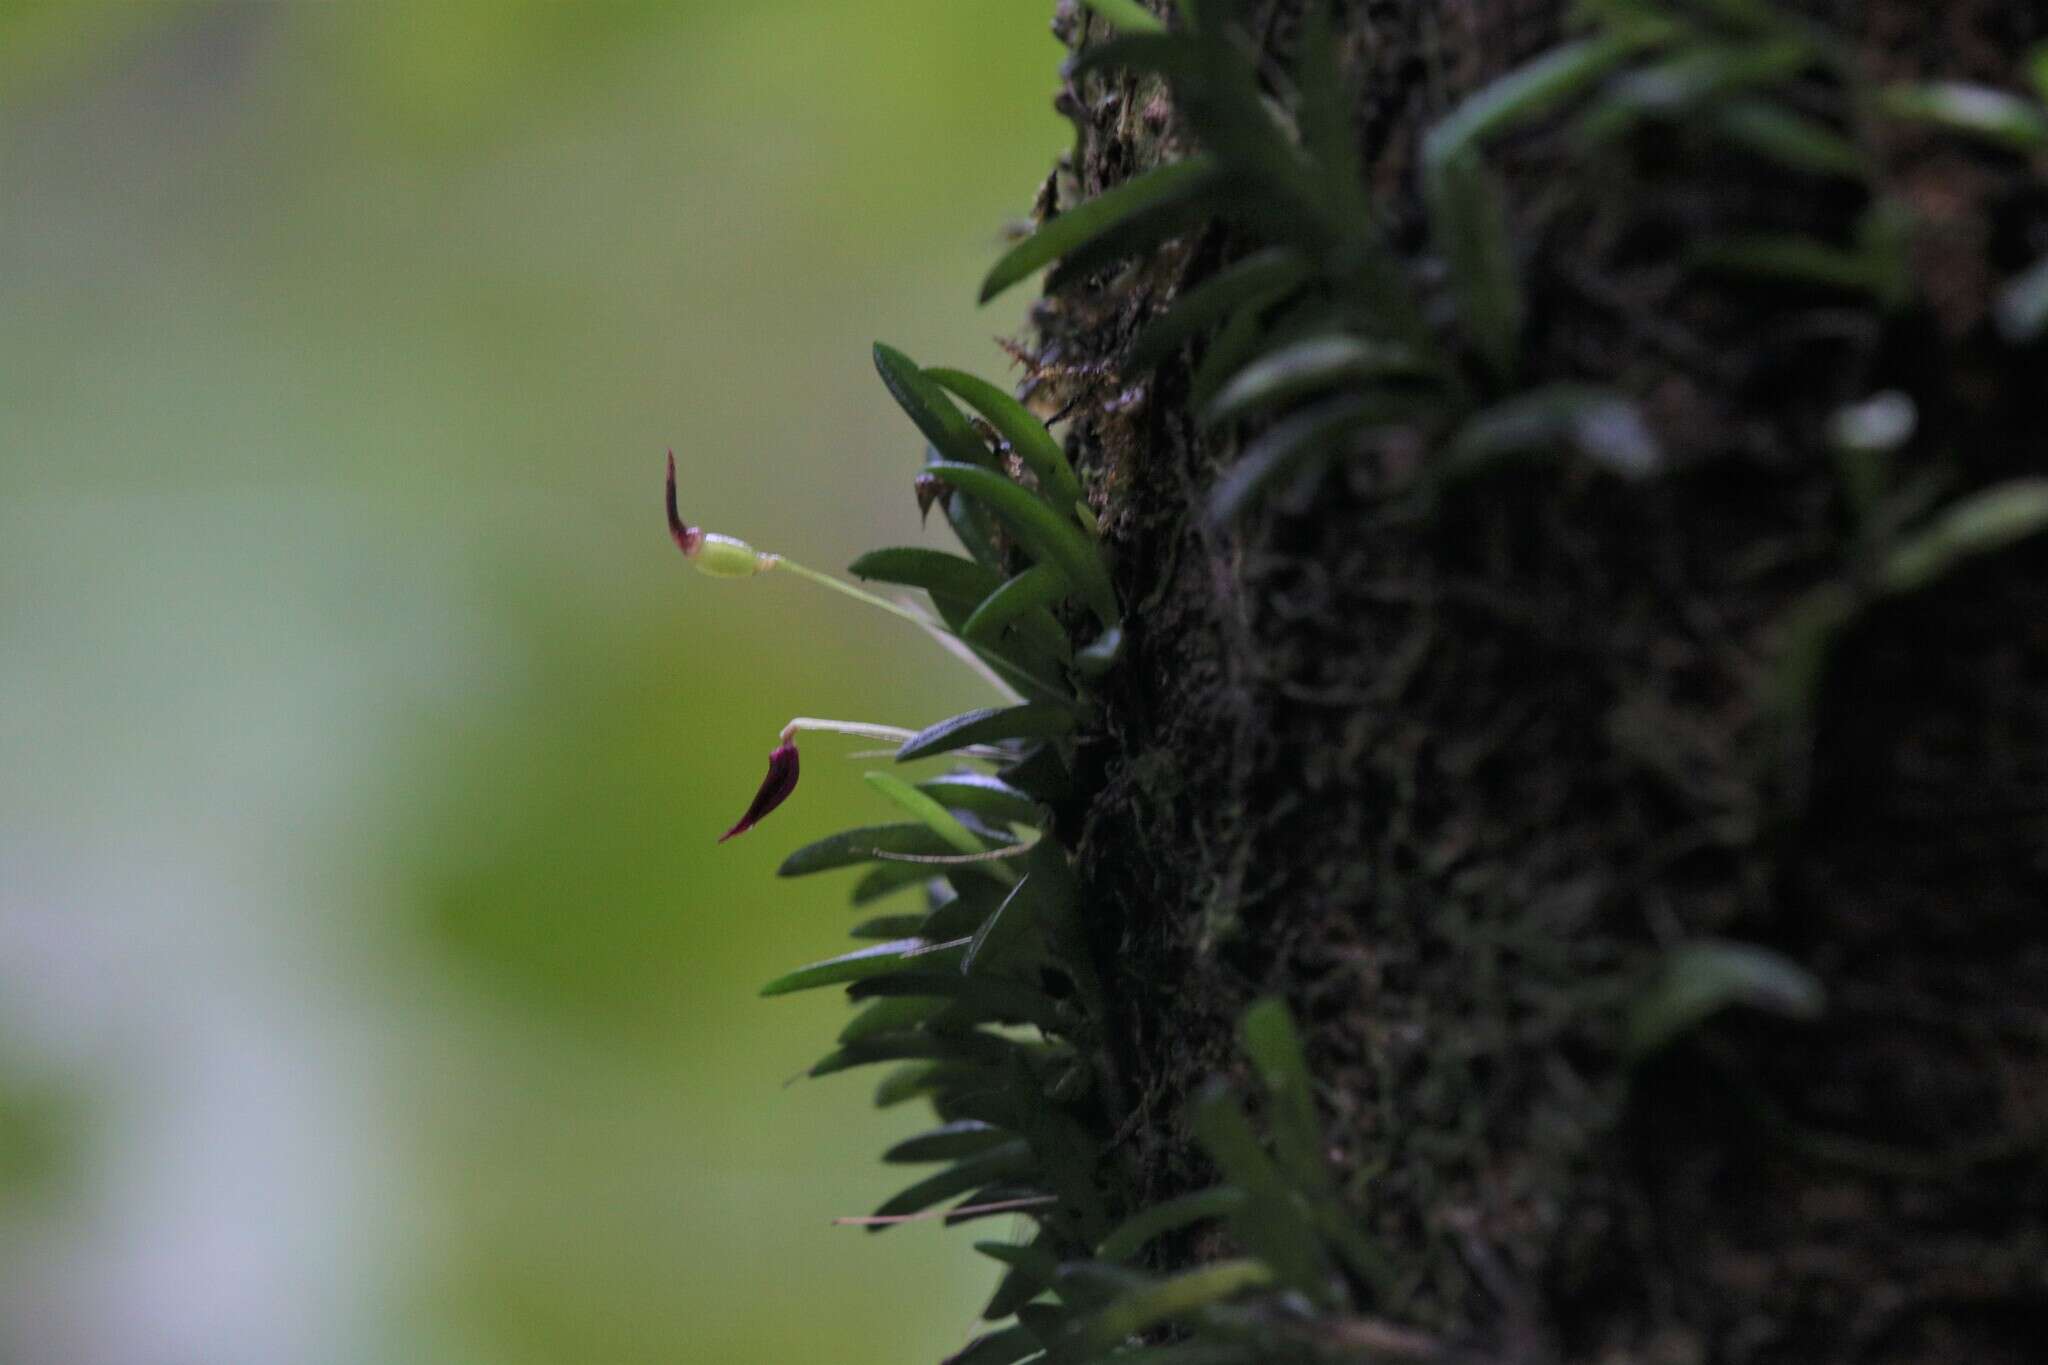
[1024,1,2048,1358]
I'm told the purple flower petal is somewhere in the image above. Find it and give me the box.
[719,741,800,843]
[666,451,703,557]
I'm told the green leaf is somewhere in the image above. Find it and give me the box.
[865,772,997,858]
[849,913,927,939]
[980,157,1221,303]
[1080,0,1164,33]
[1441,384,1660,484]
[865,1140,1035,1230]
[848,971,1064,1033]
[840,995,951,1045]
[1074,624,1122,680]
[916,772,1040,826]
[1126,248,1311,375]
[887,1120,1014,1164]
[1188,1081,1334,1301]
[874,1061,979,1109]
[962,565,1072,648]
[811,1030,1031,1079]
[874,343,998,468]
[849,546,1002,601]
[897,704,1078,763]
[850,861,940,906]
[963,874,1047,978]
[1994,253,2048,342]
[1629,940,1825,1058]
[1881,480,2048,595]
[945,1324,1041,1365]
[1205,394,1401,524]
[1693,235,1867,288]
[1422,36,1638,189]
[923,881,1008,941]
[1238,999,1328,1195]
[1711,99,1867,178]
[779,823,1006,878]
[926,368,1087,517]
[1096,1186,1248,1262]
[1203,334,1429,426]
[925,460,1119,625]
[760,938,965,997]
[1073,1259,1275,1351]
[1295,0,1365,214]
[975,1236,1065,1284]
[982,1231,1058,1321]
[1428,146,1522,383]
[1880,81,2048,151]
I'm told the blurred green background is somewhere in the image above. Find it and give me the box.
[0,3,1063,1361]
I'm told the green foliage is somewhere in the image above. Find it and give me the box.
[715,3,2048,1358]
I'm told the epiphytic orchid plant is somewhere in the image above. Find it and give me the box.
[665,343,1113,844]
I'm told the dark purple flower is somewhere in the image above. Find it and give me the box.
[720,741,800,843]
[666,451,703,557]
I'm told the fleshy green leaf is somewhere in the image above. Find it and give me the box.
[1629,940,1825,1058]
[1126,248,1312,374]
[866,772,998,858]
[1205,394,1401,524]
[851,861,941,906]
[874,342,998,468]
[1880,80,2048,150]
[811,1030,1032,1080]
[865,1140,1035,1230]
[963,564,1073,649]
[924,460,1119,625]
[1096,1186,1248,1262]
[1238,999,1328,1195]
[1073,1259,1276,1350]
[848,971,1063,1032]
[1881,479,2048,595]
[1203,334,1429,426]
[840,995,951,1045]
[1711,99,1867,178]
[779,823,1007,878]
[1428,146,1522,383]
[887,1120,1013,1164]
[944,1324,1041,1365]
[963,875,1046,978]
[926,368,1087,517]
[874,1061,980,1109]
[1422,35,1638,188]
[916,772,1040,826]
[849,913,927,939]
[1188,1081,1335,1301]
[980,157,1221,303]
[1441,384,1660,484]
[897,704,1078,763]
[759,938,965,997]
[849,546,1002,602]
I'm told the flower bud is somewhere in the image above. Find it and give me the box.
[667,452,774,577]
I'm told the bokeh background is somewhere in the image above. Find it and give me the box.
[0,4,1063,1361]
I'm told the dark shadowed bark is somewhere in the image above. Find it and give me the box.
[1022,2,2048,1360]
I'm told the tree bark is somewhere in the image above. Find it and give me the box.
[1028,2,2048,1360]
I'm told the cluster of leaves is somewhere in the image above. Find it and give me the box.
[763,342,1413,1360]
[742,1,2048,1358]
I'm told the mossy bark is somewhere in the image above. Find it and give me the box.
[1029,2,2048,1360]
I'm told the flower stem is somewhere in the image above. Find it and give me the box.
[764,555,937,632]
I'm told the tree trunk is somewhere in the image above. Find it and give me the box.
[1028,2,2048,1360]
